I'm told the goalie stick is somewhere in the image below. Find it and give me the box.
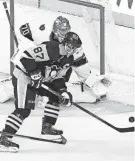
[3,2,19,48]
[41,84,134,133]
[0,131,67,145]
[3,2,38,61]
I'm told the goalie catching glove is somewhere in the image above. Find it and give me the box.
[30,69,43,88]
[60,91,73,107]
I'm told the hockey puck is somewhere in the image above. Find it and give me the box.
[39,24,45,31]
[129,117,135,123]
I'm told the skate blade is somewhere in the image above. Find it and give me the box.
[0,145,19,153]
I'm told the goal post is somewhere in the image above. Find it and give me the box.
[59,0,105,75]
[8,0,105,75]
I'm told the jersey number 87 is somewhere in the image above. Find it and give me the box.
[34,47,44,60]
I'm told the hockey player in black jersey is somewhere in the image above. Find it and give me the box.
[0,32,84,152]
[0,16,110,105]
[0,31,111,152]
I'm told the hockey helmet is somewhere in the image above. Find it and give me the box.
[53,16,71,40]
[63,32,82,55]
[63,32,82,48]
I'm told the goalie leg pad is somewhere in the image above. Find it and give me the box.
[92,81,108,97]
[85,72,111,97]
[0,77,13,103]
[85,73,105,88]
[67,82,97,103]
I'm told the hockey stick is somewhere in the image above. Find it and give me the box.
[72,103,134,133]
[0,131,66,145]
[41,84,134,133]
[3,2,19,47]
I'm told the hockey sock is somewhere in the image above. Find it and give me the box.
[4,113,24,138]
[43,101,60,125]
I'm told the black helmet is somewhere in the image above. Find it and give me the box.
[63,32,82,48]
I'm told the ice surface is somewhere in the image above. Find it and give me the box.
[0,100,134,161]
[0,2,134,160]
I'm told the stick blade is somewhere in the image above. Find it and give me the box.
[117,127,134,133]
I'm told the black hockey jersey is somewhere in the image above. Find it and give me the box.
[19,23,90,82]
[13,41,75,82]
[20,24,88,66]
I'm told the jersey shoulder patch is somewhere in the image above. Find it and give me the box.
[20,23,34,41]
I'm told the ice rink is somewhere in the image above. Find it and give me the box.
[0,1,134,160]
[0,99,134,161]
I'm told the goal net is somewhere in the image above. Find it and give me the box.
[0,0,134,105]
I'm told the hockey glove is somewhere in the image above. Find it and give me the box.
[60,92,73,107]
[101,77,111,87]
[30,70,43,88]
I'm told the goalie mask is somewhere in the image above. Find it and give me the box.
[53,16,71,42]
[63,32,82,56]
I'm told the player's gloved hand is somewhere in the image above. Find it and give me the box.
[101,77,111,87]
[60,92,73,107]
[30,70,43,88]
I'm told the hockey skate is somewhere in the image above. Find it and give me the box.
[0,132,19,153]
[41,123,67,144]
